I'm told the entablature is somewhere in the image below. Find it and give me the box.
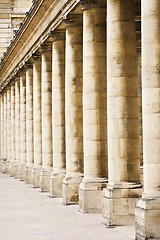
[0,0,81,91]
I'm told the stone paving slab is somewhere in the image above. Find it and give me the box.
[0,173,135,240]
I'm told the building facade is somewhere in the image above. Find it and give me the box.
[0,0,159,239]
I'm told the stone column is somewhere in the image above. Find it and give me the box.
[19,70,26,181]
[3,91,7,172]
[135,1,160,239]
[50,30,66,198]
[6,87,11,173]
[0,94,5,172]
[0,95,4,160]
[14,78,20,178]
[0,96,1,161]
[40,42,52,192]
[10,83,16,176]
[25,63,34,184]
[32,53,42,188]
[62,14,83,205]
[79,1,107,213]
[102,0,142,226]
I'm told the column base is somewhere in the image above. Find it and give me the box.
[135,198,160,240]
[32,166,41,188]
[0,159,7,173]
[50,170,66,198]
[25,165,33,184]
[79,178,107,213]
[10,161,15,177]
[62,173,83,205]
[102,183,143,226]
[40,168,52,192]
[13,161,20,179]
[6,160,11,174]
[19,163,26,181]
[140,166,143,185]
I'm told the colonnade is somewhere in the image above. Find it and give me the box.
[0,0,159,239]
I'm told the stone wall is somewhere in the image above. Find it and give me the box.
[0,0,32,60]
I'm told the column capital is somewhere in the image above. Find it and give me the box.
[19,65,26,75]
[25,59,33,70]
[32,51,42,61]
[14,73,20,81]
[62,14,82,27]
[50,29,65,42]
[40,41,52,53]
[80,0,106,9]
[10,77,16,86]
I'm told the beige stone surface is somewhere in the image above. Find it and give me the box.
[0,0,159,239]
[10,84,15,176]
[19,72,26,181]
[1,94,4,160]
[3,92,7,161]
[0,172,134,240]
[6,87,11,173]
[62,15,83,205]
[32,166,41,188]
[50,31,66,198]
[135,0,160,239]
[79,3,107,213]
[41,45,52,192]
[33,56,42,187]
[33,57,42,167]
[14,78,20,179]
[102,0,142,226]
[25,66,33,184]
[107,0,140,184]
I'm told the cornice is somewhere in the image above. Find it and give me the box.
[0,0,81,91]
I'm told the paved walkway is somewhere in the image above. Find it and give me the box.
[0,172,135,240]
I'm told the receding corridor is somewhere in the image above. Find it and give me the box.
[0,172,134,240]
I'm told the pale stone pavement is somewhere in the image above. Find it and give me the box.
[0,173,135,240]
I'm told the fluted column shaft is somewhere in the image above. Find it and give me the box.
[10,84,16,176]
[40,43,52,192]
[19,71,26,180]
[62,15,83,205]
[32,56,42,188]
[135,1,160,239]
[25,65,34,183]
[14,79,20,178]
[79,2,107,213]
[50,31,66,197]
